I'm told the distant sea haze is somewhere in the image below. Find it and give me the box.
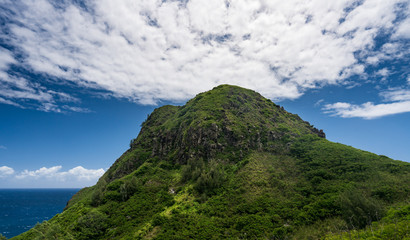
[0,188,79,238]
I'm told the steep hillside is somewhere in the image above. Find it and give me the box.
[101,84,325,185]
[13,85,409,239]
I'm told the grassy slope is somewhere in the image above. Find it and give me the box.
[12,85,409,239]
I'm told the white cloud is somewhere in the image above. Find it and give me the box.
[16,166,62,179]
[365,55,380,65]
[64,166,105,181]
[324,88,410,119]
[393,16,410,39]
[15,165,105,182]
[62,105,92,113]
[0,48,16,70]
[0,96,23,108]
[314,99,324,107]
[376,68,389,77]
[381,88,410,102]
[324,99,410,119]
[0,0,408,108]
[0,49,55,105]
[0,166,15,177]
[0,70,84,112]
[0,145,6,150]
[0,165,106,187]
[365,42,407,66]
[375,68,390,83]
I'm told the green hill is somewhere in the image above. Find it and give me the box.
[13,85,409,239]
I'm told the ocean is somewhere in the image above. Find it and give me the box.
[0,188,80,239]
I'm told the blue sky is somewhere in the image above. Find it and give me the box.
[0,0,409,188]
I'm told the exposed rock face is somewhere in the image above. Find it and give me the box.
[313,128,326,138]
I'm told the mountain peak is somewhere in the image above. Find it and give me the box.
[186,84,267,110]
[105,85,325,182]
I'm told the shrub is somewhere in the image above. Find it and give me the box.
[194,160,226,195]
[120,176,139,201]
[74,210,108,239]
[91,188,103,207]
[181,158,205,182]
[103,191,122,202]
[338,188,385,229]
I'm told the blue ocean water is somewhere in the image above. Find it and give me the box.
[0,188,79,239]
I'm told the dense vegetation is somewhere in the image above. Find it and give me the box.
[13,85,409,239]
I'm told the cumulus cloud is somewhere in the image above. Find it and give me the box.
[0,165,105,187]
[0,0,408,110]
[365,42,408,66]
[15,165,105,182]
[16,166,63,179]
[0,166,14,177]
[64,166,105,181]
[376,68,389,77]
[0,145,7,150]
[373,68,389,83]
